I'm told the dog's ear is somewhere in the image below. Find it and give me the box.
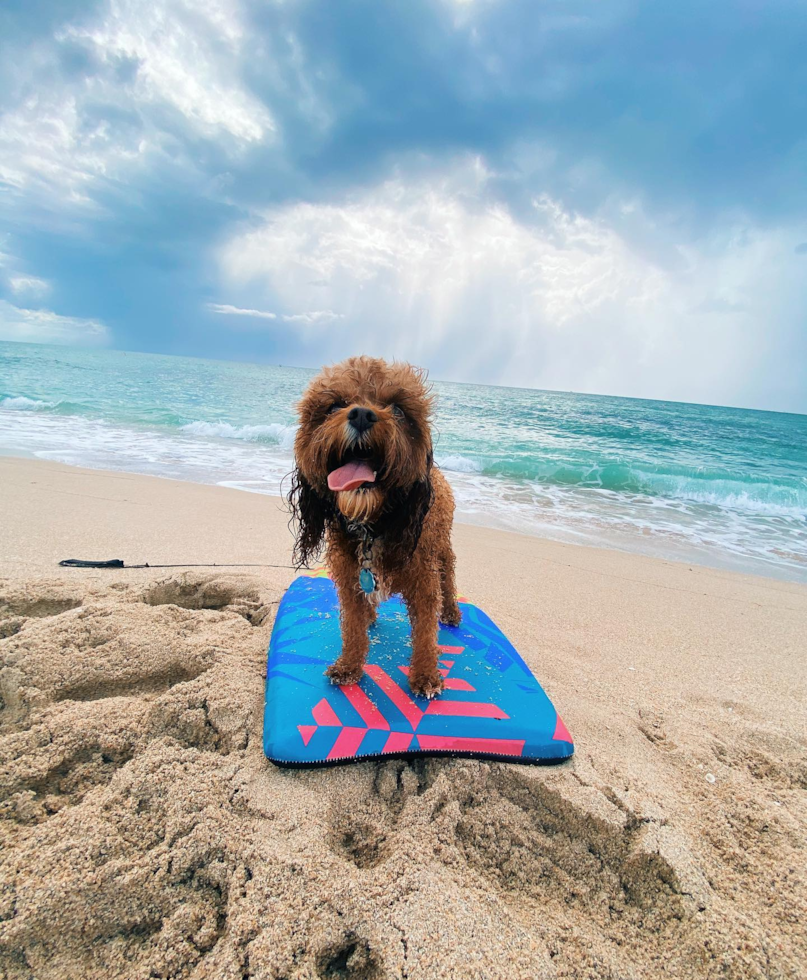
[383,453,434,561]
[287,468,333,568]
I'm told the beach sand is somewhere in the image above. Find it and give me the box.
[1,456,805,980]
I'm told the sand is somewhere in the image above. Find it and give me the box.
[0,456,805,980]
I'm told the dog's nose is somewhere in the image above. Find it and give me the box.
[347,406,378,434]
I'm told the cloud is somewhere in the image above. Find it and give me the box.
[215,162,807,408]
[8,275,51,298]
[0,0,273,211]
[218,162,667,372]
[207,303,277,320]
[207,302,343,324]
[60,0,272,142]
[0,301,110,345]
[0,249,52,299]
[280,311,344,324]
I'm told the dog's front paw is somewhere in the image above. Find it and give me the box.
[440,605,462,627]
[408,666,445,700]
[325,659,365,687]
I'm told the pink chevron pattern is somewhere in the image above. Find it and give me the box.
[297,643,522,759]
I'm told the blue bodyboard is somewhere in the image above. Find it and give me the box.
[263,572,574,767]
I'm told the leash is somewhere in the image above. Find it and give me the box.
[58,558,297,570]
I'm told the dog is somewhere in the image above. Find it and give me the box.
[288,355,461,698]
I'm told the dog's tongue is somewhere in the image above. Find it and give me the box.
[328,460,376,492]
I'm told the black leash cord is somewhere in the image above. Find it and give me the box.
[59,558,297,570]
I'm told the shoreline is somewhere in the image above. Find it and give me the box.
[1,456,806,979]
[3,456,806,600]
[2,448,805,586]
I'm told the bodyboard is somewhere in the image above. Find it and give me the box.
[263,572,574,766]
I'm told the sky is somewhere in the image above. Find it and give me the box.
[1,0,806,413]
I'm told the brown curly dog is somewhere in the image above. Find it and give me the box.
[288,355,461,698]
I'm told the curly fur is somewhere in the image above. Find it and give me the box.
[288,355,461,698]
[376,467,434,564]
[287,468,335,569]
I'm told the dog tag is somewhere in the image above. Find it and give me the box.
[359,568,376,594]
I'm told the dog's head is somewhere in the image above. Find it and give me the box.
[288,356,434,566]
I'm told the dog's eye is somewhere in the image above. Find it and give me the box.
[326,402,345,415]
[390,404,405,419]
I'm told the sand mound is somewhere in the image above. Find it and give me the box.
[1,572,805,980]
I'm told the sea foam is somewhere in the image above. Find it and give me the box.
[181,420,297,450]
[437,454,483,473]
[1,395,53,411]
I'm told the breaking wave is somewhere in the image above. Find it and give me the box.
[461,458,807,517]
[180,420,297,450]
[1,395,54,411]
[437,454,484,473]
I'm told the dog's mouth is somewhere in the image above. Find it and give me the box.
[327,448,379,492]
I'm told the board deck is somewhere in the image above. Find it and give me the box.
[263,571,574,767]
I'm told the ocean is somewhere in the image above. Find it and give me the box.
[2,341,806,583]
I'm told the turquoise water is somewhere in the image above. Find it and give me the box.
[2,341,806,582]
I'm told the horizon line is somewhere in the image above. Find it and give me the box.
[1,337,805,420]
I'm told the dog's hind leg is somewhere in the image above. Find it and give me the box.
[439,548,462,627]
